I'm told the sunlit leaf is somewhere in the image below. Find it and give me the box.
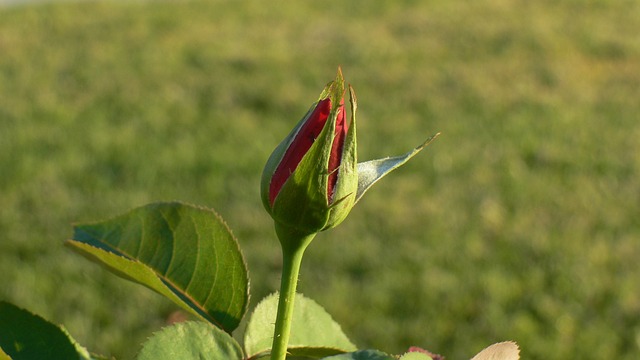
[136,321,243,360]
[470,342,519,360]
[399,353,433,360]
[0,347,11,360]
[244,293,356,358]
[67,202,249,332]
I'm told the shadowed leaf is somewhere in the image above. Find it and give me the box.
[0,301,91,360]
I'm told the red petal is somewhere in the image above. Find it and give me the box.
[327,98,348,203]
[269,98,332,206]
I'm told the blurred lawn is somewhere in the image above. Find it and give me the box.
[1,0,639,359]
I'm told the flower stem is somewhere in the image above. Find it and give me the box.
[270,225,316,360]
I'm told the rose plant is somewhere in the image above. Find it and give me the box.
[0,69,519,360]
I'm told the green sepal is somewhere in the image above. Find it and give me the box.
[323,85,358,230]
[270,106,335,234]
[355,133,440,204]
[260,102,320,213]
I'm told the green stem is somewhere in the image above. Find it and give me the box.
[270,224,316,360]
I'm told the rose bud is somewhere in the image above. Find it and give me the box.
[261,69,358,236]
[261,68,440,241]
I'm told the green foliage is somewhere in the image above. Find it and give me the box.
[398,353,432,360]
[0,1,639,359]
[0,301,91,360]
[244,293,356,359]
[67,202,249,332]
[137,321,243,360]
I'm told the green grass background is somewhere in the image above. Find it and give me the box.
[1,0,639,359]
